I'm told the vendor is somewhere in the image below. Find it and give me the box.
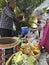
[0,0,24,37]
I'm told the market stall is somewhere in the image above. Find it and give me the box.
[4,35,40,65]
[0,31,48,65]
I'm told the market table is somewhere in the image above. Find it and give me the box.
[0,37,18,65]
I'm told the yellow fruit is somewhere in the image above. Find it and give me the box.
[20,48,23,52]
[34,44,39,47]
[31,44,40,51]
[21,43,28,47]
[31,46,35,50]
[29,50,34,56]
[20,44,31,55]
[33,50,40,55]
[24,49,28,54]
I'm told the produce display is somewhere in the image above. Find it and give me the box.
[6,37,41,65]
[6,51,37,65]
[30,44,40,58]
[20,43,40,58]
[20,43,34,56]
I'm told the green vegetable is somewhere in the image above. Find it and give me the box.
[27,56,37,65]
[12,51,23,65]
[11,51,37,65]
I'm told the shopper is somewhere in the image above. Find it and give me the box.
[0,0,24,37]
[35,9,46,39]
[39,18,49,53]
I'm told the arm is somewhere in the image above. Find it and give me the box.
[5,7,24,20]
[31,21,40,26]
[5,7,16,19]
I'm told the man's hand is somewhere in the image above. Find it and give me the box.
[30,21,34,23]
[19,20,25,22]
[19,13,24,16]
[16,13,24,18]
[30,21,40,26]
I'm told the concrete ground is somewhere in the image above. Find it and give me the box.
[37,52,48,65]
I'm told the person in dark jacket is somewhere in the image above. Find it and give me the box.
[0,0,24,37]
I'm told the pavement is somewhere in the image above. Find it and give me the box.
[37,52,48,65]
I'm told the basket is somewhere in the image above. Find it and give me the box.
[6,54,14,65]
[34,52,41,59]
[6,53,40,65]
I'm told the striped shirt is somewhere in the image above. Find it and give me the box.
[0,6,17,30]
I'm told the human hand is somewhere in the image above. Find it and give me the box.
[16,13,24,18]
[38,26,42,31]
[19,20,25,23]
[19,13,24,16]
[30,21,34,23]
